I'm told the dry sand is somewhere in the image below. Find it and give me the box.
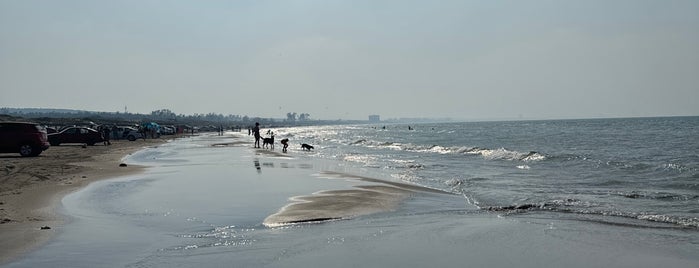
[0,138,170,264]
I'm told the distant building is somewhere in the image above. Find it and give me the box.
[368,115,380,123]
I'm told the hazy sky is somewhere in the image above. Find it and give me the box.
[1,0,698,120]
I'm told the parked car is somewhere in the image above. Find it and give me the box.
[48,127,104,146]
[0,122,50,157]
[120,127,144,141]
[160,126,175,135]
[112,126,137,140]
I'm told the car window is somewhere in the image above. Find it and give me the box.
[80,128,88,134]
[0,124,20,131]
[65,128,78,134]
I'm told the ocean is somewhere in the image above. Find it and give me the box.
[285,117,699,228]
[6,117,699,267]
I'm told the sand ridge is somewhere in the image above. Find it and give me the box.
[262,171,454,227]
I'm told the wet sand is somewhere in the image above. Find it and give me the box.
[0,138,171,264]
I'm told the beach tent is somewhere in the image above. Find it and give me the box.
[141,122,160,131]
[141,122,161,138]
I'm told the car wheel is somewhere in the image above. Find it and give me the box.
[29,147,42,157]
[19,144,35,157]
[127,135,136,141]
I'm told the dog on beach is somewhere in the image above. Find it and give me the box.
[301,143,314,151]
[263,135,274,149]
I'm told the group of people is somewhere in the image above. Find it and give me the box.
[251,122,289,152]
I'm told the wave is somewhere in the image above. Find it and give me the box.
[463,148,546,162]
[348,138,547,162]
[484,199,699,229]
[614,191,699,201]
[659,163,696,173]
[349,136,694,172]
[350,139,367,145]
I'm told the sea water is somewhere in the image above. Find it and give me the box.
[6,117,699,267]
[287,117,699,229]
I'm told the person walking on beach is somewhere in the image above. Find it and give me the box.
[252,122,261,148]
[102,126,111,145]
[139,126,146,140]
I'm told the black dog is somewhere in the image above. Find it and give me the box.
[301,143,314,151]
[263,135,274,149]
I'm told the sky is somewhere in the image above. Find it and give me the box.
[1,0,698,121]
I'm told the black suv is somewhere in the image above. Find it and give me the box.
[0,122,50,157]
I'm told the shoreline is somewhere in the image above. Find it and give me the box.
[0,138,172,265]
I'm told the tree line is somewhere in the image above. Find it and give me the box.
[1,107,364,128]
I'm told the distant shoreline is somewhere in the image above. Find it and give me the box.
[3,108,697,127]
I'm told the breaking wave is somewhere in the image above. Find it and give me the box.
[348,139,546,162]
[484,199,699,229]
[463,148,546,162]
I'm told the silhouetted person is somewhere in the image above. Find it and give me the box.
[102,126,111,145]
[281,138,289,153]
[112,125,119,140]
[252,122,261,148]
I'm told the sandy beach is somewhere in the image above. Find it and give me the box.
[0,138,170,264]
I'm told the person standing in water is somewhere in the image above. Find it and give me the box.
[252,122,261,148]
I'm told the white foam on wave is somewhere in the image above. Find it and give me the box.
[466,147,546,162]
[521,152,546,162]
[382,143,403,151]
[467,148,516,160]
[346,136,546,163]
[424,145,453,154]
[343,154,378,166]
[660,163,694,173]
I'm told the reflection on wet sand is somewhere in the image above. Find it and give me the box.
[253,159,261,173]
[252,159,313,173]
[254,148,292,158]
[210,141,251,147]
[263,171,453,227]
